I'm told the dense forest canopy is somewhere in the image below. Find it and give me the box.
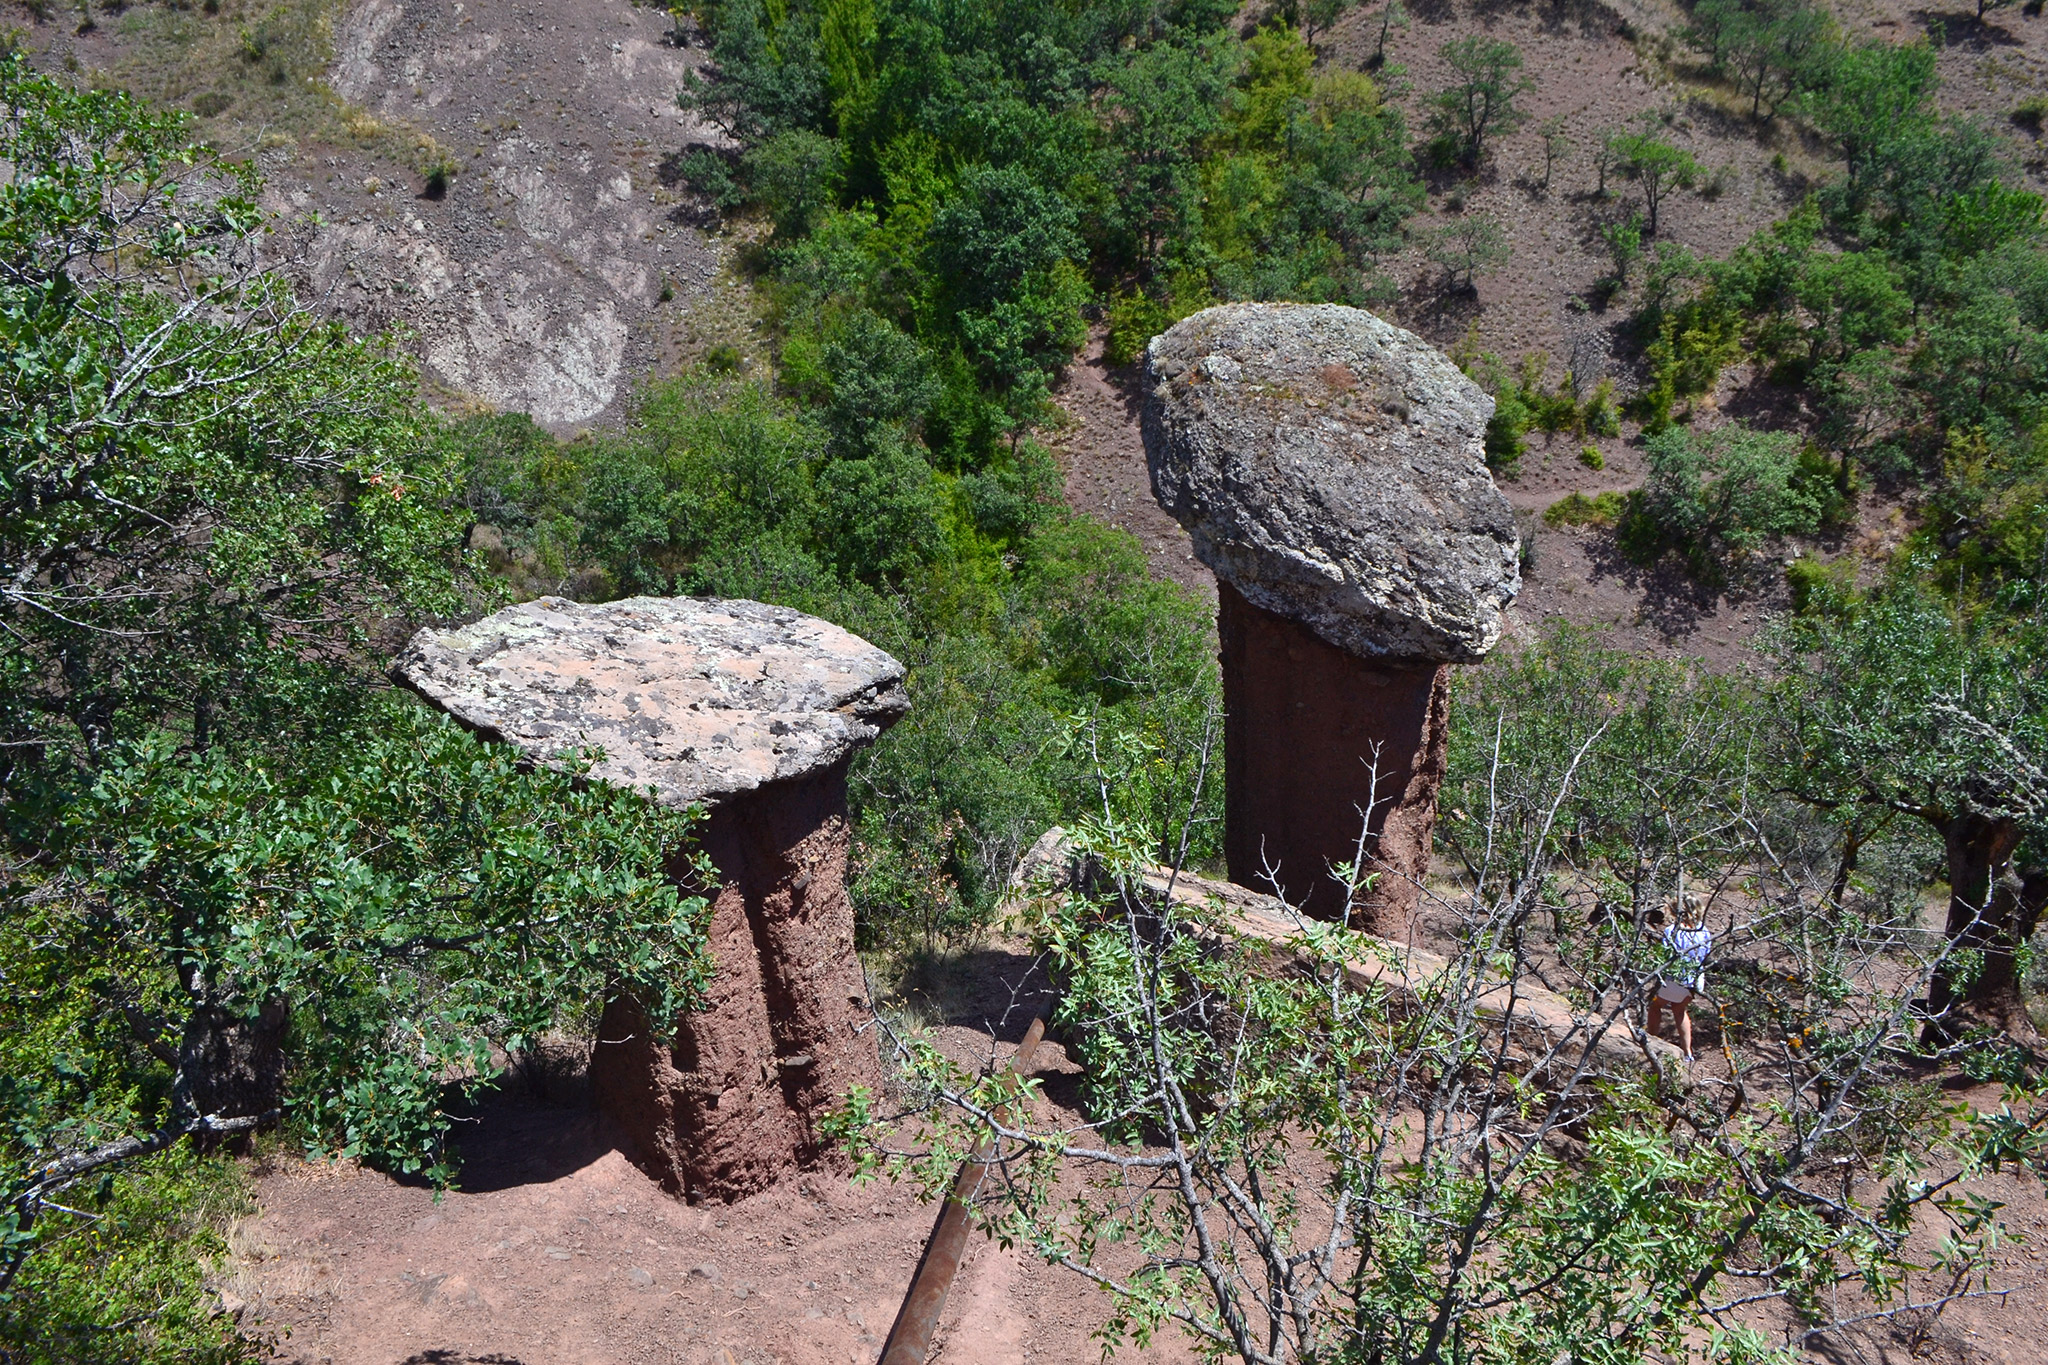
[3,0,2048,1357]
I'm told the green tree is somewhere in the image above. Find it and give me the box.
[1637,421,1827,566]
[1367,0,1407,69]
[1801,39,1940,212]
[1425,36,1533,169]
[1096,33,1237,270]
[1298,0,1357,49]
[1609,127,1699,236]
[1689,0,1833,122]
[928,163,1089,418]
[1769,577,2048,1030]
[0,59,713,1349]
[746,127,846,237]
[1426,213,1509,293]
[819,308,940,460]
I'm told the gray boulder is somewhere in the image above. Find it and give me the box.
[392,595,909,808]
[1143,303,1519,663]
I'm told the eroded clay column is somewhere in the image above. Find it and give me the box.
[395,595,907,1201]
[1143,304,1519,937]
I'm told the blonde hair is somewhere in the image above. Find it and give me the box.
[1673,893,1705,928]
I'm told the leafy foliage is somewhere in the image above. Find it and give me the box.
[849,631,2048,1364]
[678,0,1424,459]
[0,1147,256,1365]
[1630,40,2046,460]
[1424,36,1533,169]
[0,57,710,1349]
[1633,420,1835,571]
[1767,574,2048,1022]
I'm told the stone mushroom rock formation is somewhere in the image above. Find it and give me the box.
[1143,303,1520,933]
[394,595,907,1201]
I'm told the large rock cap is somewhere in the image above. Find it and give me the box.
[1144,303,1519,662]
[393,596,908,808]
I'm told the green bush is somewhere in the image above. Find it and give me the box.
[1785,553,1856,615]
[1637,422,1826,570]
[1105,291,1172,367]
[0,1148,258,1364]
[1466,353,1619,474]
[1577,444,1606,471]
[1543,489,1626,528]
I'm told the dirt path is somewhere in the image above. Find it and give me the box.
[226,951,1196,1365]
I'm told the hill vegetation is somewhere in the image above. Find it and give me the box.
[3,0,2048,1359]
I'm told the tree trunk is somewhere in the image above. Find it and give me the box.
[1924,812,2031,1037]
[176,998,289,1149]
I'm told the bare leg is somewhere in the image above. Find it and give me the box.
[1678,1005,1693,1059]
[1646,996,1666,1039]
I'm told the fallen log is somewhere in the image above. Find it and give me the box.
[1010,827,1685,1081]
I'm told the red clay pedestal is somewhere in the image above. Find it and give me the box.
[1218,581,1448,938]
[590,760,877,1201]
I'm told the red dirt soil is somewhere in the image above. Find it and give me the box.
[227,953,1197,1365]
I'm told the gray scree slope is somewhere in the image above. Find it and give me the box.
[1143,303,1520,663]
[392,596,909,807]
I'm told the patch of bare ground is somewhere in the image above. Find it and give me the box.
[1050,329,1218,601]
[217,929,2048,1365]
[223,947,1194,1365]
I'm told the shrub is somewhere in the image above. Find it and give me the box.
[1105,291,1172,367]
[1543,489,1626,527]
[1582,379,1621,436]
[1785,553,1856,614]
[1466,354,1619,474]
[1427,214,1511,293]
[0,1147,259,1364]
[1637,421,1825,569]
[1483,384,1531,474]
[417,145,459,198]
[1577,444,1606,471]
[745,129,845,238]
[675,146,742,209]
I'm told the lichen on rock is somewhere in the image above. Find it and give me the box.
[1143,302,1520,663]
[392,595,909,809]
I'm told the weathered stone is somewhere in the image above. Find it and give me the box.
[390,595,908,808]
[1142,304,1519,936]
[394,595,905,1202]
[1144,302,1518,664]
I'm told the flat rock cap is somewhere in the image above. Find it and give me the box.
[1144,303,1519,663]
[393,596,908,808]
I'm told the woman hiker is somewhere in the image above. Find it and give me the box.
[1648,894,1713,1062]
